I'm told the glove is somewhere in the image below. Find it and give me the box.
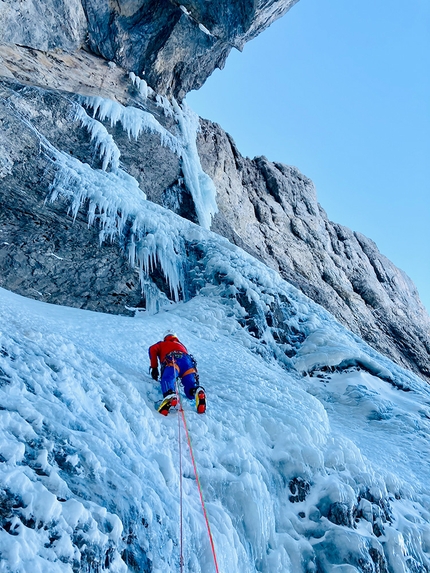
[151,367,159,381]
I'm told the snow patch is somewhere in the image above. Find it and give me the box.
[294,328,393,380]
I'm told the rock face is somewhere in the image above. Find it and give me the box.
[1,49,429,382]
[0,0,87,53]
[197,120,430,380]
[0,79,146,314]
[0,52,198,314]
[0,0,298,99]
[0,34,429,385]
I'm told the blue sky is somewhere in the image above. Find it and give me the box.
[187,0,430,311]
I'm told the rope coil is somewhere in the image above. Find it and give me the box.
[176,385,220,573]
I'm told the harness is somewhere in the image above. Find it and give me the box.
[163,351,184,373]
[162,352,198,381]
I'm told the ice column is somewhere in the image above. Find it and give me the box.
[173,100,218,230]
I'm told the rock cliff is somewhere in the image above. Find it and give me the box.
[0,45,429,383]
[1,7,430,571]
[197,120,430,380]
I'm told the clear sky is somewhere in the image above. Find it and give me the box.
[187,0,430,311]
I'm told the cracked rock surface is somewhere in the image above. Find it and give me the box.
[197,119,430,381]
[0,0,299,99]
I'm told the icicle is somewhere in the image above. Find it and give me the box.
[77,94,218,231]
[74,105,121,172]
[44,138,185,308]
[129,72,149,99]
[78,95,182,155]
[173,100,218,230]
[155,94,174,117]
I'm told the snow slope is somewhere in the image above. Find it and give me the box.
[1,277,430,572]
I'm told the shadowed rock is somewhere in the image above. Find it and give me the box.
[0,0,299,99]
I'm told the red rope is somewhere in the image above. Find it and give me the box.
[177,393,184,573]
[176,390,220,573]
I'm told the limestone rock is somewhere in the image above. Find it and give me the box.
[0,77,162,315]
[196,119,430,381]
[0,0,299,99]
[0,47,429,382]
[0,0,87,52]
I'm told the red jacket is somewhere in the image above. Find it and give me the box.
[149,336,188,368]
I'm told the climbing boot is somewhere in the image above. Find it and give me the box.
[195,387,206,414]
[157,393,178,416]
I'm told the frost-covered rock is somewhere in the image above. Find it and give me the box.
[0,72,218,311]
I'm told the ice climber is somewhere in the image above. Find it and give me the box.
[149,331,206,416]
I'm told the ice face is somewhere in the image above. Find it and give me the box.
[1,280,430,572]
[172,100,218,230]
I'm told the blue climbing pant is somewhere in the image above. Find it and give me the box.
[160,353,198,399]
